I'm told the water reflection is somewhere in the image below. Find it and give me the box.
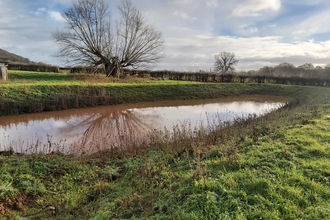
[58,108,159,154]
[0,95,287,154]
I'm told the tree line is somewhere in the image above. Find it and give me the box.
[245,62,330,79]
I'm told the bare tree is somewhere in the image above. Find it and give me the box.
[214,52,238,72]
[298,63,314,70]
[53,0,164,77]
[259,66,274,76]
[274,62,297,77]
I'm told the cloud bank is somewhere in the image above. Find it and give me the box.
[0,0,330,71]
[231,0,281,17]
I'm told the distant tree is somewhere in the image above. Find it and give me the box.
[214,52,238,72]
[258,66,274,75]
[298,63,314,70]
[312,66,325,78]
[276,62,295,68]
[247,70,258,76]
[324,64,330,78]
[53,0,164,77]
[274,62,296,76]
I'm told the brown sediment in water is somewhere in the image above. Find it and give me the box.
[0,95,287,155]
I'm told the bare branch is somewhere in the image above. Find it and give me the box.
[214,52,239,72]
[53,0,164,77]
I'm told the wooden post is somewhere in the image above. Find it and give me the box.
[0,64,8,81]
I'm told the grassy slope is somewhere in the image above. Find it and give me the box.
[1,71,330,219]
[0,71,301,116]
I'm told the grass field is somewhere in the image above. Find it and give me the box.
[1,70,201,85]
[1,71,330,219]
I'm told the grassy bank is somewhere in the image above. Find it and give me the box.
[1,71,330,219]
[0,71,330,219]
[1,71,301,116]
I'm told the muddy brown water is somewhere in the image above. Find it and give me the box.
[0,95,288,154]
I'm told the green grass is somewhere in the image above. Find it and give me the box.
[2,103,330,219]
[1,70,330,219]
[2,70,200,85]
[0,70,303,116]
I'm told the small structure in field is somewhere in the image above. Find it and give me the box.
[0,60,9,81]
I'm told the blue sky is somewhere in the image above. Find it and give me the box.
[1,0,330,71]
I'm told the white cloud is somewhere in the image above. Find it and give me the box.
[158,34,330,71]
[30,7,47,16]
[249,27,259,34]
[38,7,47,12]
[172,10,196,21]
[293,9,330,38]
[231,0,281,17]
[206,0,218,7]
[29,7,64,22]
[48,11,65,22]
[236,25,259,36]
[172,0,194,5]
[1,0,330,71]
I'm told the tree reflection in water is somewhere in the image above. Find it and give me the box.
[0,95,287,154]
[58,107,160,154]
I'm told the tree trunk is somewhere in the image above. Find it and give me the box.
[104,62,112,77]
[105,57,123,77]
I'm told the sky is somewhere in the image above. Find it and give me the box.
[1,0,330,71]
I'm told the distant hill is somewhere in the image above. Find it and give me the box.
[0,48,31,63]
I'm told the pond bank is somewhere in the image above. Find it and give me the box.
[1,86,330,219]
[0,82,301,116]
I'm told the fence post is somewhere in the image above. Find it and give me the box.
[0,63,8,81]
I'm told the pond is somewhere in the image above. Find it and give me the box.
[0,95,287,155]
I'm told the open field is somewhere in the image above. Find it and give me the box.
[1,71,330,219]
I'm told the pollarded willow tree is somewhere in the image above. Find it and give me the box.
[214,52,238,72]
[53,0,164,77]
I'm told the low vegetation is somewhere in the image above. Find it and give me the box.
[1,70,330,219]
